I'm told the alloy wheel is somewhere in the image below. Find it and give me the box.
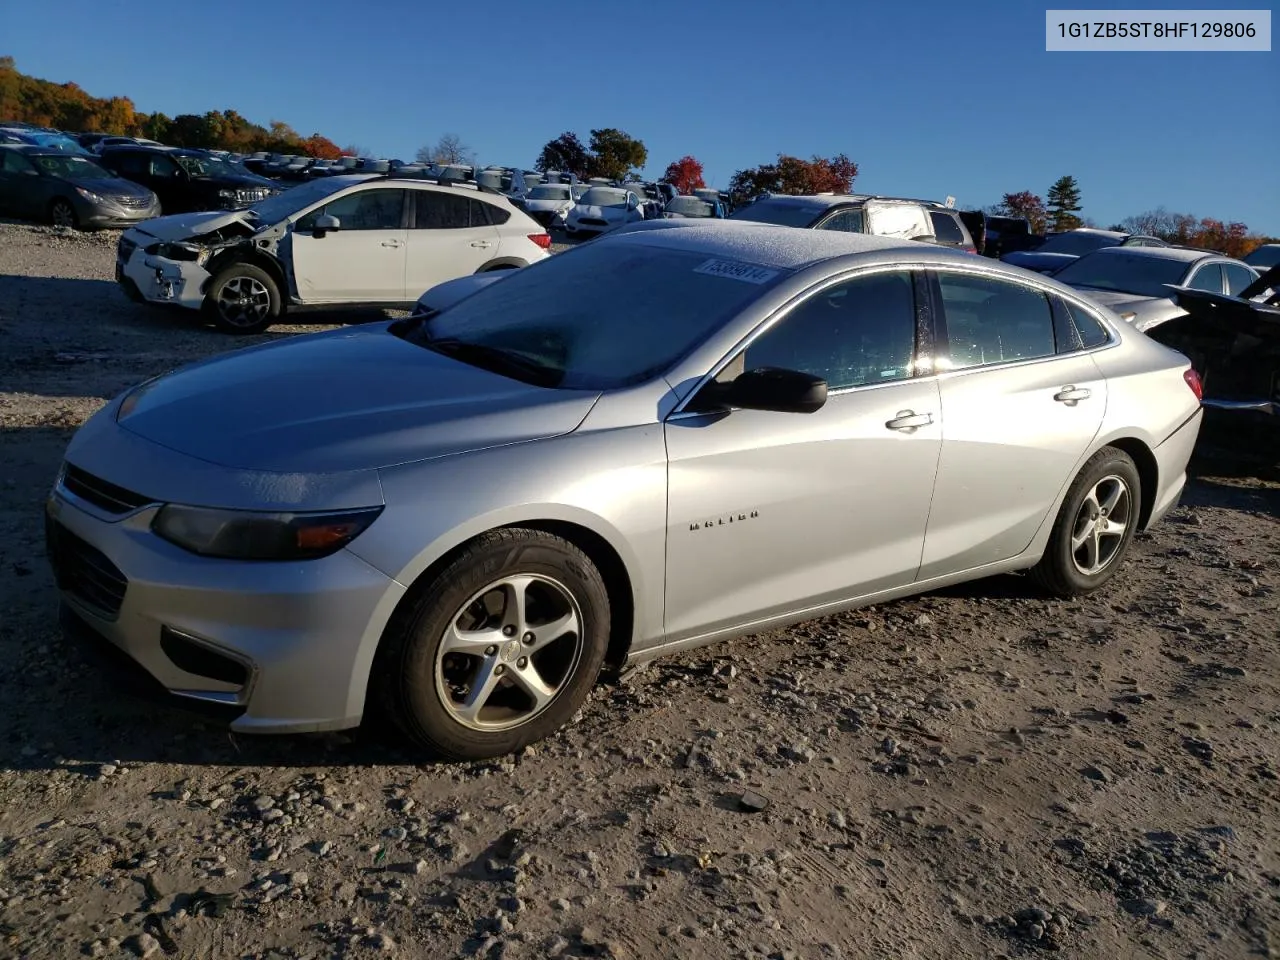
[434,574,584,732]
[216,276,271,327]
[1070,474,1132,576]
[51,201,75,228]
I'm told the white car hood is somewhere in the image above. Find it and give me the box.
[574,205,624,221]
[130,209,256,242]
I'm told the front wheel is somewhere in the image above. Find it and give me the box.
[203,263,281,334]
[376,528,611,760]
[49,199,77,229]
[1031,446,1142,597]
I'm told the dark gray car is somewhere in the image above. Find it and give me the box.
[0,145,160,229]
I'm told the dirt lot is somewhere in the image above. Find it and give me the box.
[0,219,1277,960]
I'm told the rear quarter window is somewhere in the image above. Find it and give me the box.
[929,212,966,245]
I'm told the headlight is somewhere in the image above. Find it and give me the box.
[152,505,383,560]
[75,187,104,203]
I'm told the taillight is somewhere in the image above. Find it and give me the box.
[1183,367,1203,401]
[528,233,552,250]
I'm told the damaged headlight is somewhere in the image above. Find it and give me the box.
[153,505,384,561]
[148,242,211,267]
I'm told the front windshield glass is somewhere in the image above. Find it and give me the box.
[409,243,789,389]
[528,185,571,201]
[577,187,629,207]
[666,197,713,217]
[31,155,112,180]
[1054,252,1192,297]
[173,153,242,178]
[1244,245,1280,269]
[729,198,820,228]
[248,178,352,223]
[1035,232,1122,256]
[29,133,88,154]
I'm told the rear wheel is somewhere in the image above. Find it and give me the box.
[1031,446,1141,597]
[203,263,281,334]
[49,199,77,229]
[376,528,611,760]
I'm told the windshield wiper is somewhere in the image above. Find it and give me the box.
[423,337,564,387]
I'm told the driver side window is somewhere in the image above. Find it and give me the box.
[149,156,179,178]
[719,270,918,391]
[296,189,406,232]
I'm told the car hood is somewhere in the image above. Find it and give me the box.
[414,272,508,312]
[74,177,155,200]
[129,209,257,241]
[116,324,600,473]
[525,198,571,212]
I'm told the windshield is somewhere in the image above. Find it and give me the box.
[406,243,788,389]
[248,178,353,223]
[31,155,112,180]
[1035,232,1123,256]
[665,197,714,217]
[1244,245,1280,269]
[173,153,242,178]
[27,133,88,154]
[528,185,571,201]
[1054,251,1193,297]
[730,198,821,228]
[578,188,629,208]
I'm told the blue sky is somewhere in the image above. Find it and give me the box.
[3,0,1277,232]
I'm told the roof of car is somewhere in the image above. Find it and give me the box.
[606,220,963,270]
[0,143,87,157]
[1087,245,1225,264]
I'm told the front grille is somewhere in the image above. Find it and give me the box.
[114,195,152,209]
[61,464,153,515]
[46,518,129,620]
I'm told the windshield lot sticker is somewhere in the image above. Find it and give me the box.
[694,259,780,284]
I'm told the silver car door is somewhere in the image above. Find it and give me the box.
[918,269,1107,579]
[663,268,943,639]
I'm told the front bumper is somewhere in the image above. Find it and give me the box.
[46,482,405,734]
[78,197,162,230]
[116,245,210,311]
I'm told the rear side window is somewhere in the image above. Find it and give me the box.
[929,212,965,245]
[937,272,1056,369]
[414,192,471,229]
[108,151,147,177]
[1223,263,1256,297]
[1052,297,1112,352]
[475,198,510,225]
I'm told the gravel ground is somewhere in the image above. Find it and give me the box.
[0,219,1277,960]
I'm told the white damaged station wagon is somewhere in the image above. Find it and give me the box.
[114,175,552,333]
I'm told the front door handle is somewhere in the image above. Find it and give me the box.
[1054,385,1091,403]
[470,240,495,249]
[885,410,934,432]
[381,239,403,249]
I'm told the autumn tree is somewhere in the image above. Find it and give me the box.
[662,156,706,194]
[535,132,590,177]
[728,153,859,202]
[1046,176,1083,231]
[587,128,647,181]
[416,133,475,166]
[996,191,1048,234]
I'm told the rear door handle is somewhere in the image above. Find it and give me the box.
[885,410,934,432]
[381,239,403,249]
[1054,385,1091,403]
[470,240,495,249]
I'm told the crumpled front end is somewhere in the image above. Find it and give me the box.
[115,214,266,311]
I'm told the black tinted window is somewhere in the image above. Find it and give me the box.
[1224,263,1256,297]
[1186,263,1223,293]
[482,200,510,225]
[148,155,179,178]
[108,151,148,177]
[414,192,472,229]
[814,208,865,234]
[1053,298,1111,352]
[298,188,404,231]
[929,212,965,245]
[1,150,33,173]
[938,272,1055,369]
[732,270,916,390]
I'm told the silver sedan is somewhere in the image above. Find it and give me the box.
[47,222,1204,759]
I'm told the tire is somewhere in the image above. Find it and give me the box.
[203,262,281,334]
[1030,446,1142,598]
[49,199,77,229]
[376,528,611,760]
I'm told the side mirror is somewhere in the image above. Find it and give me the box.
[713,366,828,414]
[313,214,340,237]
